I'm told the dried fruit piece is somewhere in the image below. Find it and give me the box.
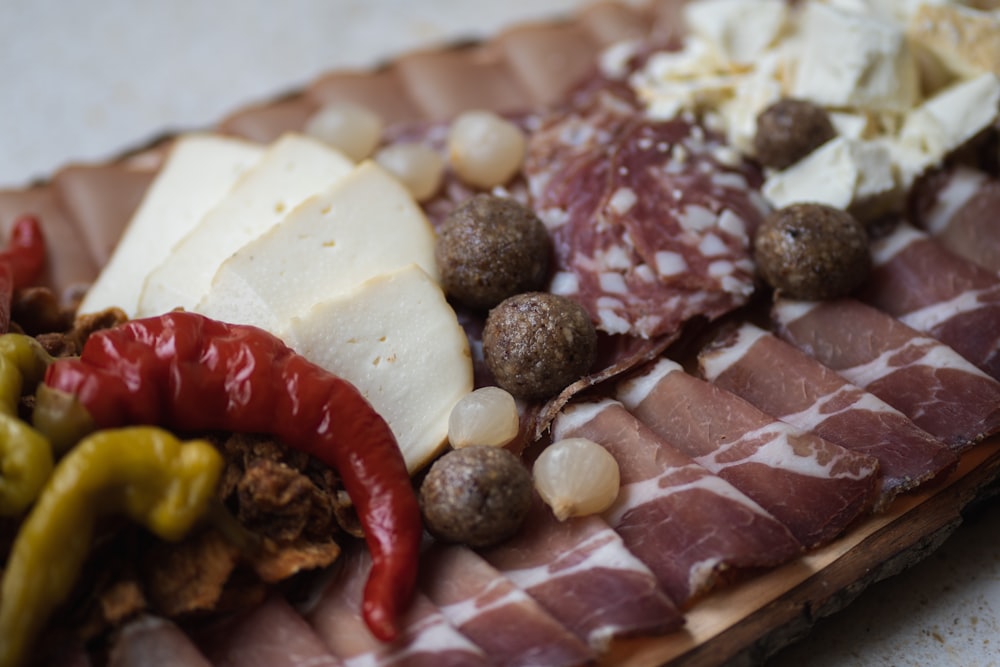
[483,292,597,401]
[753,99,836,170]
[533,438,620,521]
[435,194,551,310]
[754,202,871,300]
[419,446,532,548]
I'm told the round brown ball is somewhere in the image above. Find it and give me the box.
[753,98,837,170]
[435,194,551,310]
[482,292,597,401]
[754,202,871,300]
[419,445,533,547]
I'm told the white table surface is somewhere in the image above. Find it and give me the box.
[2,1,998,665]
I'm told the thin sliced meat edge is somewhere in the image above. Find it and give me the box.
[699,322,958,510]
[307,544,492,667]
[616,359,880,549]
[193,594,342,667]
[420,544,595,667]
[861,223,1000,381]
[772,298,1000,452]
[107,615,212,667]
[910,165,1000,274]
[553,398,802,605]
[479,494,684,651]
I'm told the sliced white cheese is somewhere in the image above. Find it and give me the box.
[287,264,473,473]
[78,134,264,317]
[196,160,438,337]
[136,133,354,317]
[792,1,920,113]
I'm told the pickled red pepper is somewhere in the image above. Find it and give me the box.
[0,427,222,667]
[0,334,54,515]
[0,216,47,334]
[39,311,422,641]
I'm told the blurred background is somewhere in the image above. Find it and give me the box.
[1,1,998,665]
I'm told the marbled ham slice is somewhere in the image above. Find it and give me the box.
[420,544,594,667]
[194,595,342,667]
[308,546,492,667]
[525,82,767,340]
[773,298,1000,451]
[699,323,958,510]
[911,165,1000,273]
[552,399,802,604]
[860,223,1000,381]
[479,495,683,649]
[108,615,212,667]
[616,359,880,548]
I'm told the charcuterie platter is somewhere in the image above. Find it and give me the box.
[2,1,1000,666]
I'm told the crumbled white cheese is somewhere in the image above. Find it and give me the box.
[792,2,920,113]
[682,0,789,66]
[908,4,1000,79]
[763,136,896,211]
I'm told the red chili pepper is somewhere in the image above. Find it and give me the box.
[42,311,421,641]
[0,216,47,334]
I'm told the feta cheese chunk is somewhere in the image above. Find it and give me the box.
[909,4,1000,79]
[792,1,920,113]
[683,0,789,66]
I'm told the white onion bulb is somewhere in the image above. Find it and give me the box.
[533,438,620,521]
[448,386,520,449]
[447,110,525,189]
[375,142,445,201]
[304,103,383,162]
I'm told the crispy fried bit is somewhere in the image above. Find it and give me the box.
[142,528,242,617]
[31,305,128,358]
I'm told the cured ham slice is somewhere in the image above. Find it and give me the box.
[773,298,1000,451]
[420,544,595,667]
[911,165,1000,273]
[860,223,1000,381]
[525,81,767,341]
[699,323,958,510]
[195,595,342,667]
[552,399,802,604]
[108,615,212,667]
[616,359,880,548]
[308,546,492,667]
[479,494,684,649]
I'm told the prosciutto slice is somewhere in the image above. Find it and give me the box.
[911,165,1000,273]
[420,544,594,667]
[860,223,1000,381]
[479,494,683,650]
[196,595,342,667]
[308,546,492,667]
[552,399,802,604]
[616,359,880,548]
[773,298,1000,451]
[108,615,212,667]
[699,323,958,510]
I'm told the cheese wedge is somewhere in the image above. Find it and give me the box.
[287,264,473,473]
[136,133,353,317]
[196,160,438,337]
[78,134,264,317]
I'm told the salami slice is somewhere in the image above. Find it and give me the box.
[525,84,767,340]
